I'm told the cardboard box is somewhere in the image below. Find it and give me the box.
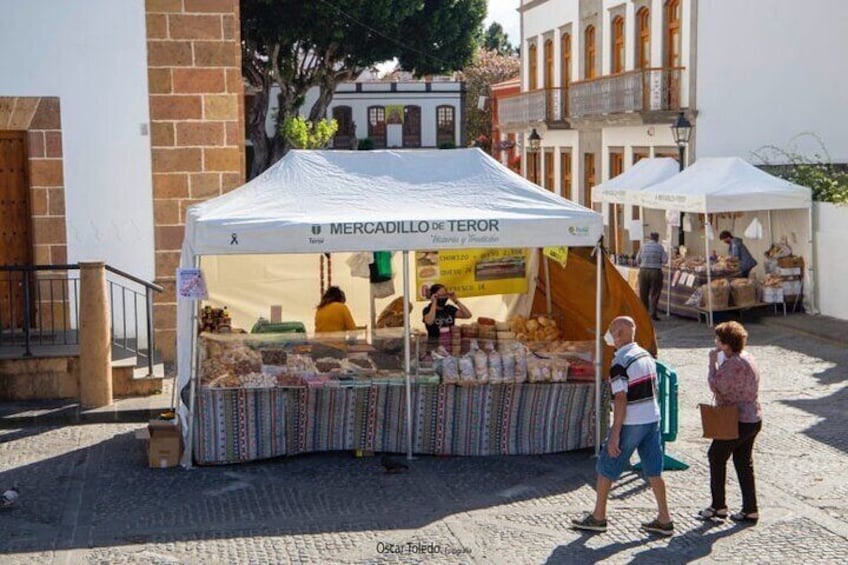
[777,256,804,268]
[145,417,182,469]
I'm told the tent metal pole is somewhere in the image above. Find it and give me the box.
[543,251,553,316]
[185,254,201,470]
[808,206,817,313]
[402,251,414,461]
[666,222,672,316]
[767,210,773,244]
[704,208,714,326]
[594,239,603,457]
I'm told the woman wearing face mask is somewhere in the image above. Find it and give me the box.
[698,321,762,525]
[422,284,472,347]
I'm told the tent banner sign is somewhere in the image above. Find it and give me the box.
[415,248,529,299]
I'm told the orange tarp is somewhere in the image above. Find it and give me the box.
[532,248,657,371]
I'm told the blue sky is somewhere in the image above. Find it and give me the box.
[485,0,520,46]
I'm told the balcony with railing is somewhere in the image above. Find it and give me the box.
[569,67,683,119]
[496,88,569,129]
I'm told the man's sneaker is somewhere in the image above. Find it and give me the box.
[641,518,674,536]
[571,513,607,533]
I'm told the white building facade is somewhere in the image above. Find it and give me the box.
[262,80,466,150]
[497,0,848,318]
[501,0,848,248]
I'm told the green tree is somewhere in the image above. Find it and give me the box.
[484,22,515,56]
[280,117,339,149]
[242,0,486,178]
[459,48,520,152]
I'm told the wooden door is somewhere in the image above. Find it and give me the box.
[0,131,33,330]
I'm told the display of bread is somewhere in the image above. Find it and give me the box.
[376,296,413,328]
[508,315,561,343]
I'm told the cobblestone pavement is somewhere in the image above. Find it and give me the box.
[1,317,847,564]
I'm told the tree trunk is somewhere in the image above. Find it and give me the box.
[247,86,271,180]
[307,70,356,126]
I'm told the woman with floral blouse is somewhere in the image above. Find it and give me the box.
[698,321,763,524]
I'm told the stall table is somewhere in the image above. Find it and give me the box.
[193,382,599,465]
[658,267,741,319]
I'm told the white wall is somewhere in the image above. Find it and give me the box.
[813,203,848,320]
[0,0,155,279]
[696,0,848,162]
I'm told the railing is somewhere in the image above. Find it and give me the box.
[0,264,163,375]
[496,87,569,128]
[569,67,683,118]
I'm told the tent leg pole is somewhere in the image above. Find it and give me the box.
[594,240,603,457]
[369,284,377,340]
[767,210,773,244]
[666,224,672,316]
[808,206,816,314]
[543,253,552,316]
[705,211,714,326]
[402,251,414,461]
[185,254,201,470]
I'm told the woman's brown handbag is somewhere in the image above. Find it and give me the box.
[699,403,739,440]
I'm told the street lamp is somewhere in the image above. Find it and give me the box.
[670,112,692,244]
[527,128,542,184]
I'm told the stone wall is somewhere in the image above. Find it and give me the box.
[145,0,245,361]
[0,357,79,401]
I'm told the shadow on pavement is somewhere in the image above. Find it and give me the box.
[545,520,740,564]
[0,429,598,554]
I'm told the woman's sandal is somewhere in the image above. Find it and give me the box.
[731,512,759,524]
[697,507,728,520]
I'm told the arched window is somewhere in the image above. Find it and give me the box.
[612,16,625,74]
[528,43,538,90]
[584,25,596,79]
[636,7,651,70]
[367,106,386,148]
[543,39,554,89]
[560,32,572,88]
[331,105,353,149]
[402,105,421,148]
[665,0,682,68]
[436,105,455,146]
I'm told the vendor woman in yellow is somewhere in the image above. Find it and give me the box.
[314,286,357,333]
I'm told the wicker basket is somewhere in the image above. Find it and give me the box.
[730,282,757,307]
[701,280,730,309]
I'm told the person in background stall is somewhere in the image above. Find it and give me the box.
[422,284,472,347]
[314,286,357,334]
[635,232,668,322]
[572,316,674,537]
[719,230,758,278]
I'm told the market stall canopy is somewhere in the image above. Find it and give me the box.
[183,149,603,256]
[591,158,680,205]
[638,157,812,213]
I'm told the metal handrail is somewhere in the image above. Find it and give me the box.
[0,263,162,375]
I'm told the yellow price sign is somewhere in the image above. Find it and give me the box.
[543,246,569,267]
[415,248,529,299]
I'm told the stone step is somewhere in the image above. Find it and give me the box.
[111,358,165,398]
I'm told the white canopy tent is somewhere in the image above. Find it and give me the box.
[591,158,680,256]
[638,157,814,324]
[591,157,681,206]
[176,149,604,467]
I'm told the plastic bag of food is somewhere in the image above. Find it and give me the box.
[513,343,527,383]
[501,351,515,384]
[442,356,459,384]
[488,349,503,382]
[474,348,489,384]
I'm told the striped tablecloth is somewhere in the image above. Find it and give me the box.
[194,382,600,465]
